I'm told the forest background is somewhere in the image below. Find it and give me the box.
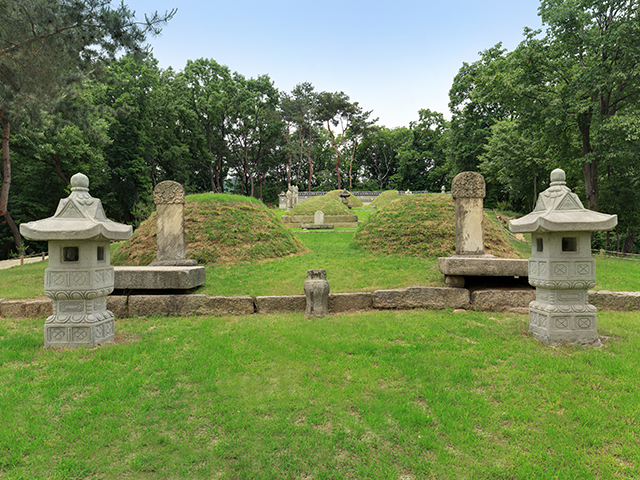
[1,0,639,260]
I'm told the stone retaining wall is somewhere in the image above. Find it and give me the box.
[2,289,639,319]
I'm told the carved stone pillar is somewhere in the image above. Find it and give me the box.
[151,181,196,266]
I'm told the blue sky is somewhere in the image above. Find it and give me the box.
[124,0,543,128]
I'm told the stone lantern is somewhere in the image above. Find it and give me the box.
[20,173,132,348]
[509,169,617,346]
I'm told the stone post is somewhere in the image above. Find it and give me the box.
[304,269,330,318]
[451,172,486,256]
[151,181,196,266]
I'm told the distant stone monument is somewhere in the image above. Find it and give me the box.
[510,168,617,347]
[150,181,197,266]
[304,269,330,318]
[300,210,334,229]
[441,185,446,194]
[285,185,298,210]
[20,173,132,348]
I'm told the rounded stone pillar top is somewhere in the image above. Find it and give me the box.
[451,172,486,199]
[154,181,185,205]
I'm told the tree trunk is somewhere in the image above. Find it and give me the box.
[285,125,291,187]
[349,141,357,190]
[0,110,9,217]
[1,111,22,252]
[3,209,22,252]
[326,121,341,190]
[622,230,635,254]
[49,153,70,185]
[209,165,215,192]
[577,110,598,211]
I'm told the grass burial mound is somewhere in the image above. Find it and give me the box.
[324,189,364,208]
[112,193,304,265]
[370,190,399,209]
[354,193,520,258]
[288,194,350,216]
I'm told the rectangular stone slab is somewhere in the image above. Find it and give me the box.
[438,257,528,277]
[114,266,206,290]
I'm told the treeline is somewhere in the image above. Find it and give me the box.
[2,0,639,259]
[2,54,452,259]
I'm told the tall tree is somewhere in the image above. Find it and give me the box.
[175,58,234,193]
[476,1,640,212]
[316,91,354,190]
[0,0,174,251]
[227,73,281,198]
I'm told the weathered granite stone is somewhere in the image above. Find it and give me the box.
[588,290,640,311]
[128,294,255,317]
[285,185,298,210]
[281,214,358,228]
[444,275,466,288]
[438,257,528,277]
[509,169,617,347]
[152,181,190,264]
[301,224,334,229]
[304,269,330,317]
[314,210,324,225]
[451,172,486,255]
[373,287,470,310]
[470,287,535,313]
[107,296,128,318]
[114,266,206,291]
[0,299,53,318]
[19,173,132,348]
[329,292,373,312]
[255,295,306,313]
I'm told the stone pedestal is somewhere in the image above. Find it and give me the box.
[527,232,600,346]
[304,269,330,318]
[44,241,116,348]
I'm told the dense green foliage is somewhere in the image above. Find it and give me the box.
[2,0,640,259]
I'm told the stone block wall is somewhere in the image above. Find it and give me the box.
[2,289,639,319]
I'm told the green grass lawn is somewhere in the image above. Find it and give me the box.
[1,310,639,478]
[2,231,640,298]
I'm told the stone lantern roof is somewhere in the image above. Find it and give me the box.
[20,173,132,241]
[509,169,617,233]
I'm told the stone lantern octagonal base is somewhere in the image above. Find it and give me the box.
[45,314,114,348]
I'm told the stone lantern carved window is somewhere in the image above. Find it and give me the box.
[63,246,79,262]
[97,246,105,262]
[562,237,577,252]
[536,238,544,252]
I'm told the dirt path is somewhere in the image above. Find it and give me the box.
[0,256,48,270]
